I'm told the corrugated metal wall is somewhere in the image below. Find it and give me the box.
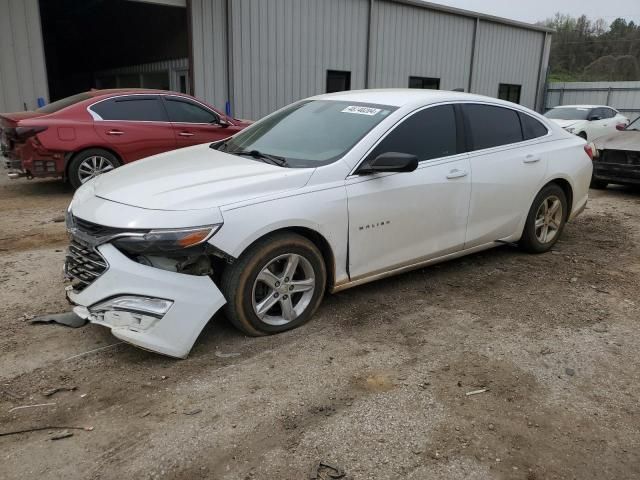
[228,0,370,120]
[189,0,551,119]
[369,1,475,91]
[471,21,545,109]
[94,58,189,76]
[546,81,640,121]
[190,0,229,111]
[0,0,48,112]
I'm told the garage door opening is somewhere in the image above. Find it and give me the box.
[39,0,190,102]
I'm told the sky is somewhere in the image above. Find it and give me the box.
[430,0,640,26]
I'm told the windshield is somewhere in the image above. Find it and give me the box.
[36,92,93,114]
[626,117,640,131]
[218,100,397,167]
[544,107,591,120]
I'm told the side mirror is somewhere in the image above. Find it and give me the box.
[358,152,418,175]
[588,115,602,121]
[217,118,230,128]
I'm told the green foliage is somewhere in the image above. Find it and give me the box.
[541,14,640,81]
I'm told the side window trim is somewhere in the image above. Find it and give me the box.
[162,95,221,124]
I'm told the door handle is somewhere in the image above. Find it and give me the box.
[178,132,195,137]
[446,169,468,179]
[523,155,541,164]
[107,130,124,136]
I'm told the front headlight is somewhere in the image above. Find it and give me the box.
[113,224,222,254]
[565,127,575,133]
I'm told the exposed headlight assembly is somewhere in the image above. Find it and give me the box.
[565,127,575,133]
[113,224,221,253]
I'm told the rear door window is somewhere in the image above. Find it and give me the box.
[369,104,458,162]
[164,97,219,123]
[518,112,548,140]
[90,96,167,122]
[464,104,523,150]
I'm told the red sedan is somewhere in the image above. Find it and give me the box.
[1,89,251,188]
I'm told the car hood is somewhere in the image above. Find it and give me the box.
[93,143,314,211]
[549,119,584,129]
[593,130,640,151]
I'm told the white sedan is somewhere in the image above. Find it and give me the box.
[544,104,629,141]
[65,90,593,357]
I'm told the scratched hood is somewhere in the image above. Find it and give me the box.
[92,143,314,211]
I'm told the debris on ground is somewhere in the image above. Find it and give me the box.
[0,388,23,401]
[0,426,93,438]
[465,388,489,396]
[64,342,124,361]
[29,312,86,328]
[592,323,609,333]
[51,215,66,223]
[565,368,576,377]
[183,409,202,416]
[50,430,74,441]
[309,460,346,479]
[8,402,56,413]
[42,386,77,397]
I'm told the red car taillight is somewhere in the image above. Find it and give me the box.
[584,144,594,160]
[14,126,48,141]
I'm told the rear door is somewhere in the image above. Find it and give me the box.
[162,96,238,147]
[463,104,549,247]
[90,95,177,162]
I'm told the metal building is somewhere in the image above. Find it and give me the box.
[0,0,552,119]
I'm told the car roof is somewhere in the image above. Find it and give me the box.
[87,88,177,97]
[310,88,531,110]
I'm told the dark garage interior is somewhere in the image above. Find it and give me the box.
[39,0,189,101]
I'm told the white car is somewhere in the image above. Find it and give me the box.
[65,90,593,358]
[544,105,629,141]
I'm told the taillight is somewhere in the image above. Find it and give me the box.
[14,126,48,141]
[584,143,594,160]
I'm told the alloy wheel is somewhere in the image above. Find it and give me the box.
[251,253,316,326]
[535,195,563,244]
[77,155,116,183]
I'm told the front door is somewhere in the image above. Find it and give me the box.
[162,96,240,148]
[346,104,471,280]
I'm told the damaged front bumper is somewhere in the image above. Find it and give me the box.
[66,243,226,358]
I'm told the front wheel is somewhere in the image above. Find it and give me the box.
[221,232,327,336]
[519,184,568,253]
[68,148,121,189]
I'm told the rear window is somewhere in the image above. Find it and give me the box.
[519,112,548,140]
[90,96,167,122]
[36,92,93,114]
[464,104,523,150]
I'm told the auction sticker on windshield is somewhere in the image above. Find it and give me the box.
[341,106,382,116]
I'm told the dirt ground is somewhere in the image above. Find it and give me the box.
[1,173,639,480]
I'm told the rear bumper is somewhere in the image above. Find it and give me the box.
[66,243,226,358]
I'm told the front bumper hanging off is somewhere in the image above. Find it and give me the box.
[66,243,226,358]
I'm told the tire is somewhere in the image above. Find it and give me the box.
[68,148,121,189]
[577,131,587,140]
[519,183,568,254]
[590,177,608,189]
[220,232,327,336]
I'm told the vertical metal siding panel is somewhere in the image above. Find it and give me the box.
[0,0,47,111]
[472,21,545,108]
[370,1,474,90]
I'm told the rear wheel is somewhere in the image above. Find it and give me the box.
[520,184,568,253]
[221,232,327,336]
[68,148,121,189]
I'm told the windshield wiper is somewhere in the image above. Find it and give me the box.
[230,149,288,167]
